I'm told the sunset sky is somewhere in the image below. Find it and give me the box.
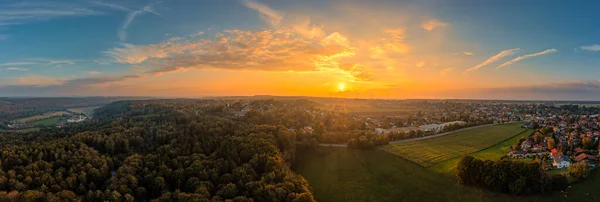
[2,0,600,100]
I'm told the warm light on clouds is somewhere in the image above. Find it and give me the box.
[497,49,557,69]
[421,19,448,31]
[465,48,520,72]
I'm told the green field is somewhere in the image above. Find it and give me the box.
[295,148,600,202]
[13,111,71,123]
[294,149,496,202]
[67,106,101,114]
[31,117,62,127]
[430,128,533,175]
[380,123,527,167]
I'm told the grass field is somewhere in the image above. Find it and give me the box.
[294,148,494,202]
[67,106,101,114]
[13,111,71,123]
[430,128,533,175]
[294,148,600,202]
[31,117,62,127]
[380,123,527,167]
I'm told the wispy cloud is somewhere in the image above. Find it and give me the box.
[49,60,76,65]
[88,71,102,75]
[415,61,425,68]
[0,35,7,40]
[440,67,454,75]
[497,49,557,69]
[580,44,600,51]
[421,19,448,31]
[463,52,474,56]
[0,62,37,66]
[242,0,283,26]
[0,2,103,26]
[117,2,161,41]
[465,48,520,72]
[89,1,131,12]
[5,67,28,71]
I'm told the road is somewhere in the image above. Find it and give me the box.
[317,123,499,148]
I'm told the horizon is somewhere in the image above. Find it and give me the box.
[4,95,600,103]
[2,0,600,99]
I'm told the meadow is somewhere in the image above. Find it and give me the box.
[380,123,527,167]
[429,128,533,175]
[67,106,101,114]
[294,148,495,202]
[295,148,600,202]
[31,117,62,127]
[13,111,71,123]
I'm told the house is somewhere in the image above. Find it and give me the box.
[508,150,527,158]
[552,154,571,169]
[67,116,86,123]
[575,153,597,163]
[574,147,585,154]
[301,126,314,134]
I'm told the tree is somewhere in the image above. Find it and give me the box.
[569,161,590,179]
[547,137,556,150]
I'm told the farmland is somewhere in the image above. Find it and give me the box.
[294,148,495,202]
[429,127,533,175]
[13,111,71,123]
[31,117,63,127]
[380,123,527,167]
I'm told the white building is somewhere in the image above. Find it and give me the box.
[552,154,571,169]
[67,116,86,123]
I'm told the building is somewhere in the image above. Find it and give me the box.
[67,116,86,123]
[552,154,571,169]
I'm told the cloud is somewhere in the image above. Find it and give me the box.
[242,0,283,27]
[416,61,425,68]
[463,52,474,56]
[436,80,600,100]
[105,28,370,81]
[5,67,28,71]
[465,48,520,72]
[0,2,102,26]
[0,35,6,40]
[496,49,557,69]
[0,74,145,96]
[89,1,131,12]
[49,60,76,65]
[17,75,64,86]
[88,71,102,75]
[0,62,37,66]
[580,44,600,51]
[440,67,454,75]
[118,2,160,41]
[421,19,448,31]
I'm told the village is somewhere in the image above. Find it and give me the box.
[508,110,600,173]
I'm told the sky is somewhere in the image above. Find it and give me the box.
[1,0,600,100]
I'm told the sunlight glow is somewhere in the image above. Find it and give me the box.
[337,82,346,92]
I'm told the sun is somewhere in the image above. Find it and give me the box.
[337,82,346,92]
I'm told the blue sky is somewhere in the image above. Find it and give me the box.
[1,0,600,99]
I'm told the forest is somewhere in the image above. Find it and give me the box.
[0,99,317,201]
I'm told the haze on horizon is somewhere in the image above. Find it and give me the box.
[1,0,600,100]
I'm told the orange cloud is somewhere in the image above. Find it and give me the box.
[421,19,448,31]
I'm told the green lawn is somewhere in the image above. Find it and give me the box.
[294,148,496,202]
[380,123,527,167]
[31,117,62,127]
[430,128,533,175]
[294,148,600,202]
